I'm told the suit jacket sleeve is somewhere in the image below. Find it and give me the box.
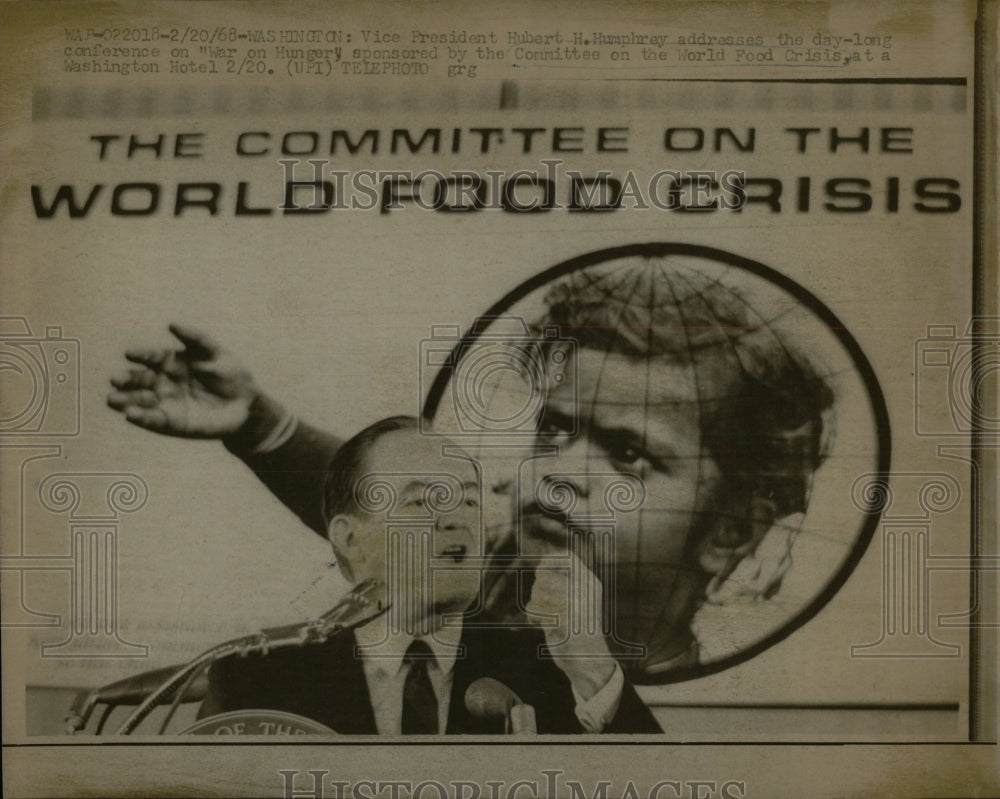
[605,678,662,733]
[457,626,662,734]
[222,394,340,537]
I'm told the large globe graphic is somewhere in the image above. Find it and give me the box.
[424,244,888,684]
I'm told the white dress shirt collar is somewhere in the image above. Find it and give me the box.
[353,616,464,734]
[354,614,463,677]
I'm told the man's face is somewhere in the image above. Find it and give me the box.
[518,347,727,667]
[342,429,482,628]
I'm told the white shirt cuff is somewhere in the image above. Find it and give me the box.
[572,662,624,732]
[250,411,298,454]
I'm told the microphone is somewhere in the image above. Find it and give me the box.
[464,677,536,734]
[65,666,210,734]
[93,578,387,735]
[93,666,208,705]
[260,575,387,651]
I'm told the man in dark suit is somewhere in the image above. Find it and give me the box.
[195,414,659,734]
[199,612,653,734]
[110,251,835,685]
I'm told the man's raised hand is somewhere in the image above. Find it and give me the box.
[107,323,259,438]
[526,546,617,702]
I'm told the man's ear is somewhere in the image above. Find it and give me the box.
[703,506,805,606]
[744,495,778,552]
[698,496,777,575]
[328,514,359,583]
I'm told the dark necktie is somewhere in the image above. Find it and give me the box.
[402,639,438,734]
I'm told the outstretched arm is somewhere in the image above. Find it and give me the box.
[222,393,340,537]
[107,323,339,536]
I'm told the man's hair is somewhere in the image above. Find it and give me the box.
[537,258,836,522]
[323,415,419,524]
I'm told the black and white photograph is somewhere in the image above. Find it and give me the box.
[1,1,996,796]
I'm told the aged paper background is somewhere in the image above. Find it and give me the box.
[1,0,997,796]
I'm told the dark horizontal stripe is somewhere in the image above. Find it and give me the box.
[580,77,967,85]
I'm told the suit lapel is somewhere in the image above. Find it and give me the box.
[303,633,377,734]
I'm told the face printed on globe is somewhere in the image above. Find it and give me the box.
[428,248,881,683]
[519,345,732,670]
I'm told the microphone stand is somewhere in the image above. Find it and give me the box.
[111,578,387,735]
